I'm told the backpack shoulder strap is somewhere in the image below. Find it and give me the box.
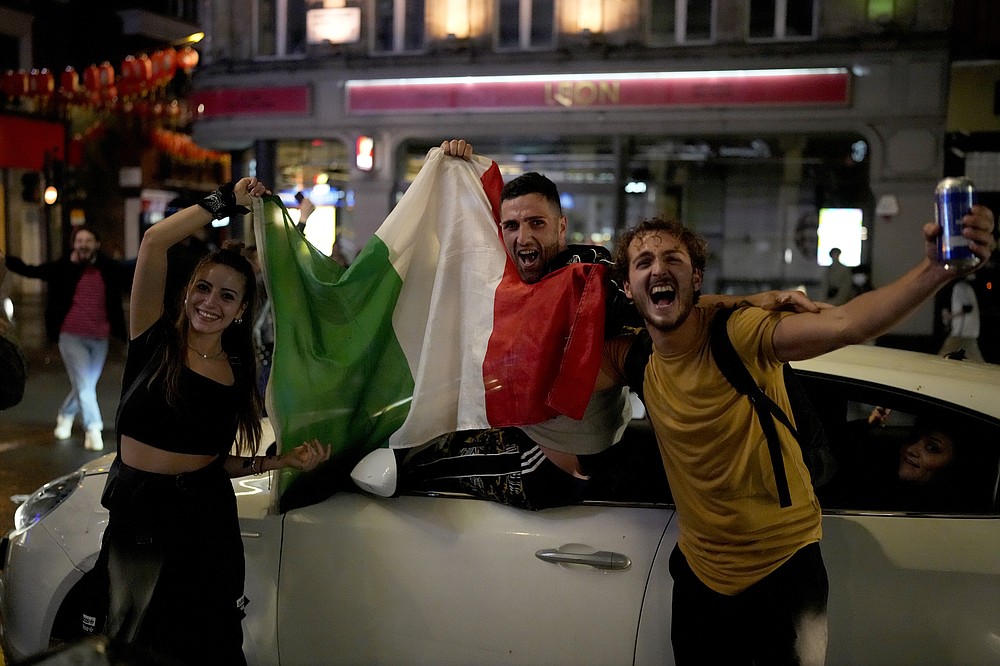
[709,309,794,507]
[710,310,800,439]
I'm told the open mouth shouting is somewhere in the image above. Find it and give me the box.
[517,248,541,271]
[513,245,550,283]
[650,283,677,308]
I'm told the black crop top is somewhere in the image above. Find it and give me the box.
[116,317,240,456]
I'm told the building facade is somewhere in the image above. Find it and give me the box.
[188,1,988,337]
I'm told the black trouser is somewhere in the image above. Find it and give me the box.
[669,542,829,665]
[100,458,247,665]
[401,428,590,510]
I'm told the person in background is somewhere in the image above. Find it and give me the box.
[896,421,957,486]
[820,247,855,306]
[95,177,329,664]
[859,409,970,511]
[600,203,994,664]
[4,226,129,450]
[939,274,983,361]
[296,193,351,267]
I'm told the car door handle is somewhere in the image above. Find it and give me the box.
[535,548,631,570]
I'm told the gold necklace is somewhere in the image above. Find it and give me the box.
[187,342,226,359]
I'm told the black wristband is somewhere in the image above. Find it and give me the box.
[197,181,251,220]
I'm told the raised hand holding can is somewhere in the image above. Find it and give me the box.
[935,177,980,271]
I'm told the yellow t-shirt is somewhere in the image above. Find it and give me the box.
[603,307,822,595]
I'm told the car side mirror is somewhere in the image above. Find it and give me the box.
[350,448,398,497]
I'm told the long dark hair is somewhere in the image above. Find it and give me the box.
[155,240,263,456]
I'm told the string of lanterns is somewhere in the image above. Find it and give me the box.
[1,46,199,111]
[2,45,229,184]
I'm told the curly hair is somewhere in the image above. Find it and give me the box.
[611,216,708,289]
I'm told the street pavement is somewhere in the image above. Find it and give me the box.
[0,298,125,535]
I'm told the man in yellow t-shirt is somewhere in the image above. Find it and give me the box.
[600,211,995,665]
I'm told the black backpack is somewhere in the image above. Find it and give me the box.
[623,309,835,508]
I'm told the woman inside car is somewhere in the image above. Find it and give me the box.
[96,177,329,664]
[825,408,979,513]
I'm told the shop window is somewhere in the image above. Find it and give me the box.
[256,0,277,56]
[273,139,354,260]
[374,0,426,53]
[647,0,715,45]
[497,0,555,50]
[748,0,816,40]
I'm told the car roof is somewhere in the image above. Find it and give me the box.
[791,345,1000,420]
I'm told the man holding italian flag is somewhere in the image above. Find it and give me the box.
[255,139,817,509]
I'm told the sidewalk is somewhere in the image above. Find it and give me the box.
[3,292,126,429]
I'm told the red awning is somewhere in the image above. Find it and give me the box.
[0,115,65,170]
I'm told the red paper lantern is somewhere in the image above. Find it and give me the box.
[162,47,177,81]
[136,53,153,90]
[59,66,79,99]
[2,69,29,99]
[98,61,115,88]
[29,68,54,96]
[120,56,137,81]
[99,61,116,103]
[83,64,101,93]
[151,50,166,85]
[177,46,199,73]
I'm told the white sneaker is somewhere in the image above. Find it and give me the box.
[54,414,73,440]
[84,429,104,451]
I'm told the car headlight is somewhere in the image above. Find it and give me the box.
[13,470,84,533]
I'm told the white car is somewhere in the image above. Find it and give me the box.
[3,345,1000,665]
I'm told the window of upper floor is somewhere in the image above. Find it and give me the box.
[646,0,715,46]
[254,0,307,58]
[496,0,556,50]
[747,0,818,41]
[244,0,827,61]
[373,0,426,53]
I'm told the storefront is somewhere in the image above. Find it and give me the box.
[191,47,951,336]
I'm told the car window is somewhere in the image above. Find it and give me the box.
[580,419,672,506]
[799,373,1000,515]
[345,370,998,515]
[396,419,674,508]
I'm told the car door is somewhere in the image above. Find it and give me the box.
[799,371,1000,665]
[823,513,1000,665]
[276,492,674,665]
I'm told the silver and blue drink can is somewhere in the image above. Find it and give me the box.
[934,177,979,270]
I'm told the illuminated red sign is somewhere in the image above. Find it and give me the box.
[190,86,311,118]
[347,69,850,114]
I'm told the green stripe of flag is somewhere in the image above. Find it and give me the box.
[258,197,414,482]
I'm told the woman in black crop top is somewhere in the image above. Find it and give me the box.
[94,178,329,665]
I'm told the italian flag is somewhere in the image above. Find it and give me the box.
[255,148,608,478]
